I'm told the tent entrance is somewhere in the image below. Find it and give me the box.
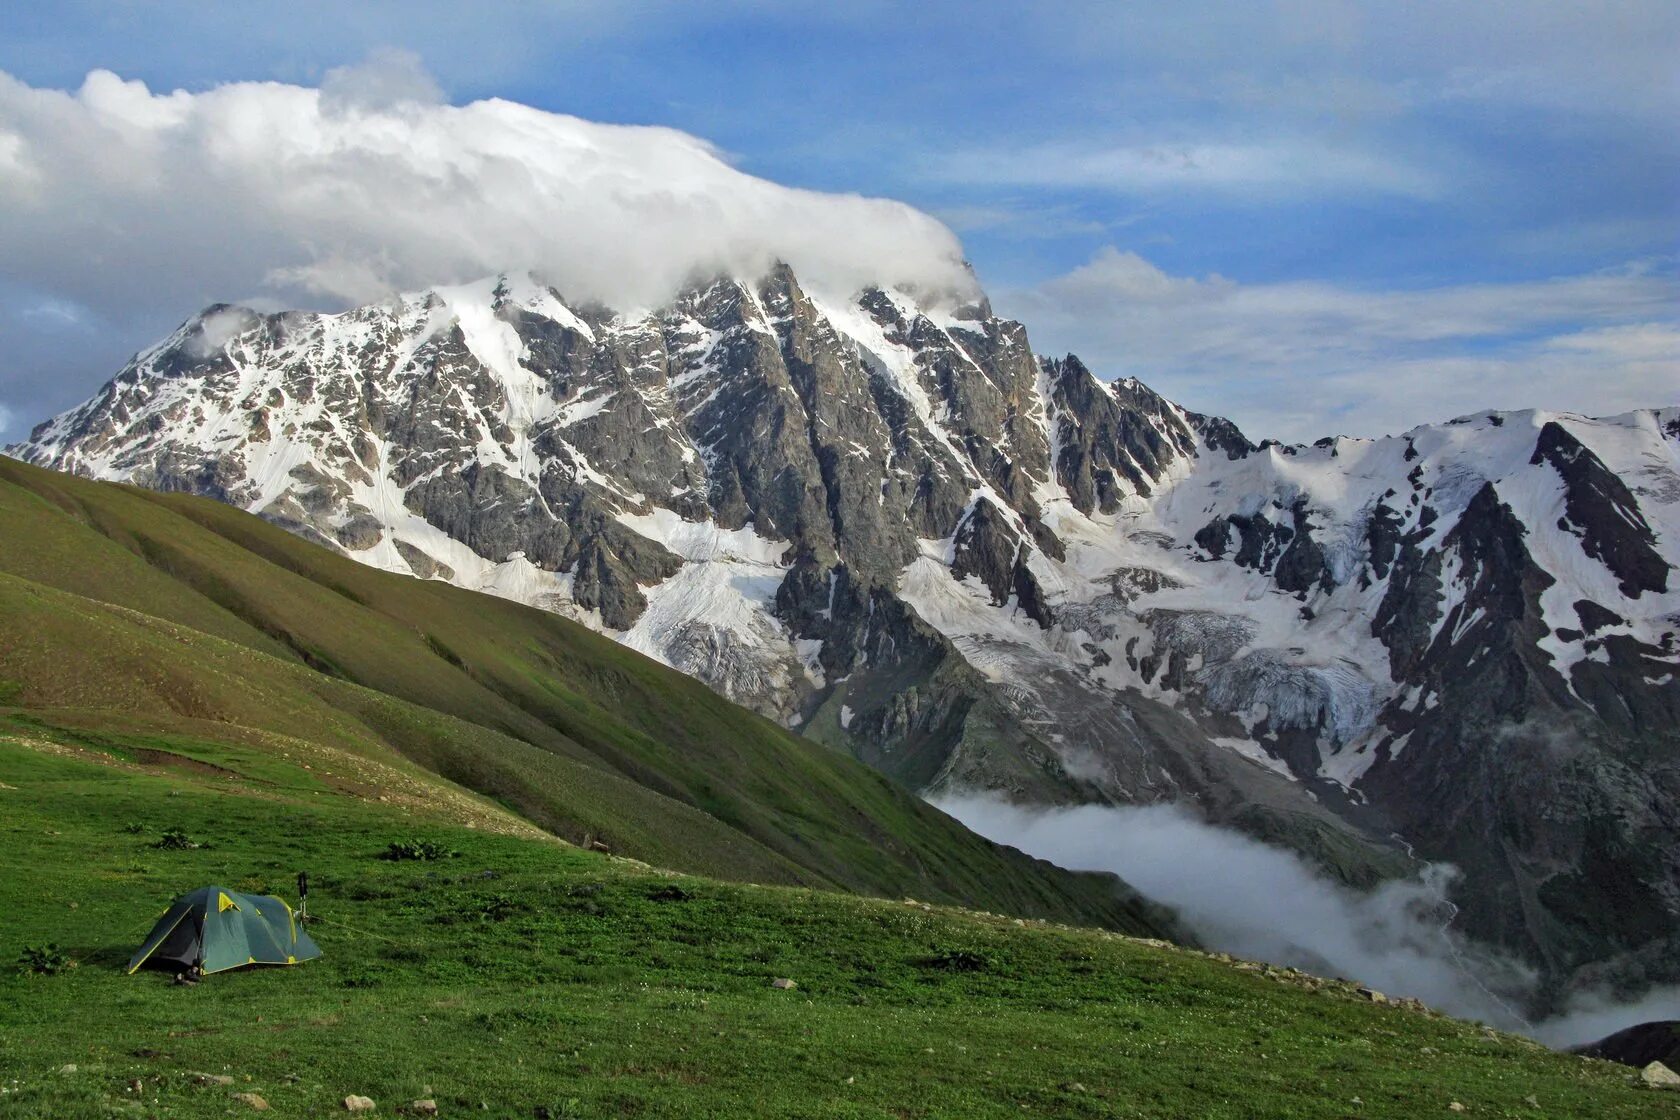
[126,908,199,974]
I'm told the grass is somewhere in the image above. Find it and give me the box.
[0,454,1167,935]
[3,733,1673,1119]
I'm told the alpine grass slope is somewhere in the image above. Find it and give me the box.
[12,266,1679,1003]
[0,454,1172,937]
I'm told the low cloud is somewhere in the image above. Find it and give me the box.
[1002,247,1680,442]
[935,794,1678,1049]
[0,56,970,321]
[1530,987,1680,1051]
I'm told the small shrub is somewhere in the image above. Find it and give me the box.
[647,884,693,903]
[379,839,457,862]
[533,1102,585,1120]
[919,949,989,973]
[339,968,382,989]
[440,893,520,925]
[18,943,75,976]
[121,822,145,835]
[474,893,520,922]
[153,828,201,850]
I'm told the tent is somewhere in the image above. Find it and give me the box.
[127,886,321,976]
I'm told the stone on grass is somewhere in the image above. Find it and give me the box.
[1356,987,1386,1003]
[192,1072,235,1087]
[233,1092,270,1111]
[771,977,797,990]
[1641,1061,1680,1089]
[344,1094,377,1112]
[408,1102,439,1116]
[1448,1103,1465,1112]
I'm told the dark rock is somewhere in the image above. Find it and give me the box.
[1531,421,1669,597]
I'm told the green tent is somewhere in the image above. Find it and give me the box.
[127,886,321,976]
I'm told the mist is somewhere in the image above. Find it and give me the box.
[935,794,1680,1050]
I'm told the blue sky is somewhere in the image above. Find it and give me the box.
[0,1,1675,442]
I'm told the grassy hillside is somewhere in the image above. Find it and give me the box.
[0,455,1167,934]
[3,728,1670,1119]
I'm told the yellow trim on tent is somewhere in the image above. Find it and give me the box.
[217,892,240,913]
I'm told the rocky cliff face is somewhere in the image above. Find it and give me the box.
[13,268,1679,999]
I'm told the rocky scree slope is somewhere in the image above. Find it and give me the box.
[13,267,1680,1000]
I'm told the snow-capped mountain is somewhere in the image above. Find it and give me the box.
[13,267,1679,996]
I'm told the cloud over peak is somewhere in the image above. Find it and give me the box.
[0,58,975,319]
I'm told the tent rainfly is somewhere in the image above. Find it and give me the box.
[127,886,321,975]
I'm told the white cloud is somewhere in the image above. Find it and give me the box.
[1002,247,1680,441]
[0,60,974,322]
[931,202,1132,240]
[927,138,1439,199]
[936,795,1536,1029]
[1024,1,1680,122]
[318,46,444,113]
[935,794,1678,1048]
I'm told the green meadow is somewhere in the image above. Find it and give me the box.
[3,732,1669,1119]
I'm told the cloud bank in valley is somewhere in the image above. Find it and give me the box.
[935,795,1680,1049]
[0,52,973,320]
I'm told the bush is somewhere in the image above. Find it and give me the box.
[473,893,520,922]
[17,943,75,976]
[380,839,457,862]
[919,949,989,973]
[533,1102,586,1120]
[153,828,201,850]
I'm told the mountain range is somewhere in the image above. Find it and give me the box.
[12,266,1678,1006]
